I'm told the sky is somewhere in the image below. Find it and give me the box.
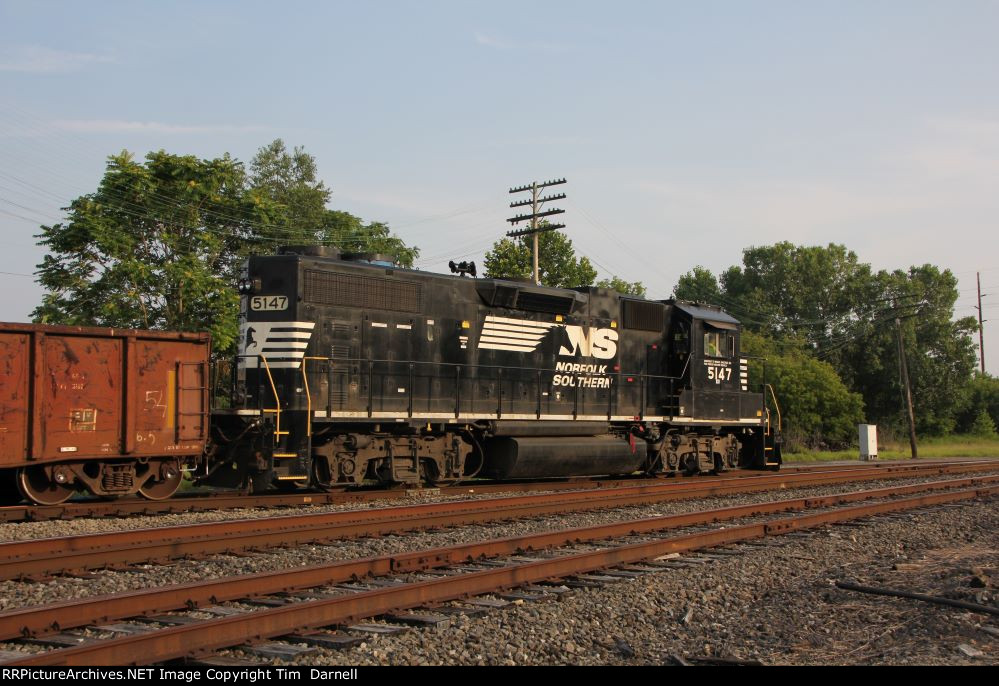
[1,0,997,373]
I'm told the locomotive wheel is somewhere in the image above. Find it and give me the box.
[17,466,75,505]
[137,460,183,501]
[310,458,336,491]
[419,459,456,487]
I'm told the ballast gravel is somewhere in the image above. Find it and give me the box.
[0,472,996,613]
[0,470,996,665]
[217,498,997,666]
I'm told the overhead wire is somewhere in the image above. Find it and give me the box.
[0,103,498,252]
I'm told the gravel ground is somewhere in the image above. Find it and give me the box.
[4,459,991,540]
[213,497,995,666]
[0,472,993,611]
[0,487,561,541]
[0,472,995,665]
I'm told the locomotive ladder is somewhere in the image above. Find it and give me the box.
[262,356,320,481]
[258,355,289,449]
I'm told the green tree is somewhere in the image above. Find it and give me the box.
[690,243,978,437]
[969,409,998,437]
[596,276,647,297]
[673,266,722,303]
[250,140,418,266]
[250,139,330,240]
[720,242,875,346]
[318,211,419,268]
[33,150,276,351]
[741,330,865,448]
[32,144,421,352]
[836,265,978,435]
[955,374,999,434]
[483,229,597,289]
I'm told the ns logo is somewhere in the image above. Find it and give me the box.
[558,326,618,360]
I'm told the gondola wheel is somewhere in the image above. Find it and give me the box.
[17,466,75,506]
[138,460,183,501]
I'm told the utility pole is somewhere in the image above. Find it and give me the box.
[975,272,988,375]
[893,302,918,458]
[507,178,566,285]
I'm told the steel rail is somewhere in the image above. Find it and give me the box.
[1,462,997,581]
[0,475,995,645]
[0,470,766,522]
[1,459,993,522]
[8,483,997,665]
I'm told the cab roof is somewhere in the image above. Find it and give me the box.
[673,302,741,327]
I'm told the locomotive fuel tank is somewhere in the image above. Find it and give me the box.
[481,434,648,479]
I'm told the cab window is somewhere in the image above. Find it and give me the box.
[703,331,733,358]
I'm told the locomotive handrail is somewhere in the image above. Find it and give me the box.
[284,355,686,381]
[300,356,329,438]
[295,355,689,422]
[257,355,283,444]
[233,353,766,424]
[765,383,782,434]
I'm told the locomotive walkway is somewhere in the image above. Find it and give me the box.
[1,475,995,665]
[0,461,996,581]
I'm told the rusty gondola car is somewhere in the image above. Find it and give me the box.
[0,323,210,504]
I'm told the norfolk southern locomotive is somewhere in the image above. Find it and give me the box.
[207,245,782,492]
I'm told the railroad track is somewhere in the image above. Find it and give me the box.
[2,461,997,581]
[1,476,994,665]
[2,459,992,523]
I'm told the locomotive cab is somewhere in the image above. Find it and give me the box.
[669,302,753,423]
[659,302,774,472]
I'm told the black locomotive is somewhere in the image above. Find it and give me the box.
[206,246,782,492]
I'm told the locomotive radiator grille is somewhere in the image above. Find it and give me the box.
[305,270,423,313]
[622,299,666,332]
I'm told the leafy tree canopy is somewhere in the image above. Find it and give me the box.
[250,139,330,238]
[33,150,269,351]
[483,227,648,296]
[33,141,418,351]
[673,243,980,438]
[674,266,721,303]
[596,276,646,298]
[741,330,864,448]
[319,211,419,268]
[483,229,597,289]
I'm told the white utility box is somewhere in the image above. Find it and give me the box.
[859,424,878,461]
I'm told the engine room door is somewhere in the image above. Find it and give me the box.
[362,315,413,414]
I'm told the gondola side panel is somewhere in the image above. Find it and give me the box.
[39,334,123,460]
[130,339,209,457]
[0,332,30,464]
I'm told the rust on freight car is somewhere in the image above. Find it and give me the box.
[0,322,210,504]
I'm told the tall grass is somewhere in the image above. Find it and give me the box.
[782,433,999,462]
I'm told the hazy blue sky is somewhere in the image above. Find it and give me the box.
[1,1,997,372]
